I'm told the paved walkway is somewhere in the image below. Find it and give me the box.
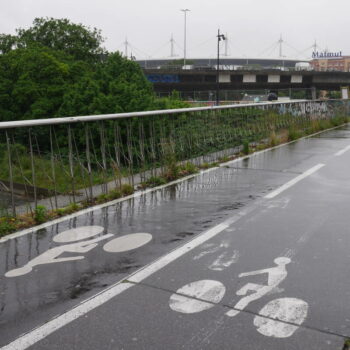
[1,125,350,349]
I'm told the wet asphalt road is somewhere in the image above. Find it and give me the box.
[1,126,350,349]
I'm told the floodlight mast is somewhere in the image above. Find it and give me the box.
[216,29,226,106]
[181,9,190,66]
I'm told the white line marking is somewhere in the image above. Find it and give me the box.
[1,207,255,350]
[334,145,350,156]
[264,164,325,199]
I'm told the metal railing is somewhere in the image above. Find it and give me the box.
[0,99,348,217]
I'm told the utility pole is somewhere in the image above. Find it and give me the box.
[181,9,190,67]
[216,29,226,106]
[224,33,229,56]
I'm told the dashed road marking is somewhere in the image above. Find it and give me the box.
[265,164,325,199]
[334,145,350,156]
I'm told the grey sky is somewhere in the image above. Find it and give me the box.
[1,0,348,60]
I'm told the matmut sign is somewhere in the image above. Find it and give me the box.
[312,51,342,59]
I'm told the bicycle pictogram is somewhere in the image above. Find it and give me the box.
[5,226,152,278]
[169,257,308,338]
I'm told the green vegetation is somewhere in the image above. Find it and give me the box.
[0,17,188,123]
[140,162,198,189]
[198,162,220,170]
[243,140,250,155]
[34,205,47,224]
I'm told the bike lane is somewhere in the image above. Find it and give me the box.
[2,125,350,349]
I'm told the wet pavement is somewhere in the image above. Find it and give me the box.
[1,125,350,349]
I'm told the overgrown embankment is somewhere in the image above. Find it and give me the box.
[0,112,348,238]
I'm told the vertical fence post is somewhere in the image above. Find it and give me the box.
[5,131,16,217]
[85,125,93,201]
[28,129,37,209]
[49,127,58,210]
[113,124,122,189]
[126,120,134,188]
[68,125,76,204]
[99,122,108,194]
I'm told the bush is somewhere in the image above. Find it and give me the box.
[142,176,167,188]
[121,184,134,196]
[288,127,303,141]
[107,189,122,200]
[96,193,109,204]
[0,217,17,237]
[179,162,198,176]
[243,140,250,155]
[34,205,47,224]
[269,131,279,147]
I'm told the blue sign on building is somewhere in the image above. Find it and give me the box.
[146,74,180,83]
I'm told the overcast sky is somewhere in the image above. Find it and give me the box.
[1,0,348,60]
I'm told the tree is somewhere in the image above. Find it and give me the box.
[0,34,17,54]
[0,46,69,121]
[59,52,155,116]
[15,17,105,62]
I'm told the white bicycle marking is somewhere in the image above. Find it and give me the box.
[5,234,113,278]
[193,242,230,261]
[103,233,152,253]
[254,298,308,338]
[169,280,226,314]
[209,250,239,271]
[193,243,220,260]
[5,227,153,278]
[170,257,308,339]
[226,257,291,317]
[53,226,104,243]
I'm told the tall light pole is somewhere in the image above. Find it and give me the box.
[216,29,226,106]
[181,9,190,67]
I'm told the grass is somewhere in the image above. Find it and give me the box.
[243,140,250,155]
[198,161,220,170]
[140,162,199,189]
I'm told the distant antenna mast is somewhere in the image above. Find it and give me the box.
[313,40,317,53]
[224,33,229,56]
[124,37,129,58]
[278,34,283,57]
[170,34,176,57]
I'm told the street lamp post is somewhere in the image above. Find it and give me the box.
[181,9,190,67]
[216,29,226,106]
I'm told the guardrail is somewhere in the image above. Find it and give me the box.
[0,99,348,217]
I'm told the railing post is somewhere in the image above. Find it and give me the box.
[99,122,108,194]
[68,125,76,204]
[49,127,58,209]
[5,131,16,217]
[85,125,93,201]
[28,129,37,209]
